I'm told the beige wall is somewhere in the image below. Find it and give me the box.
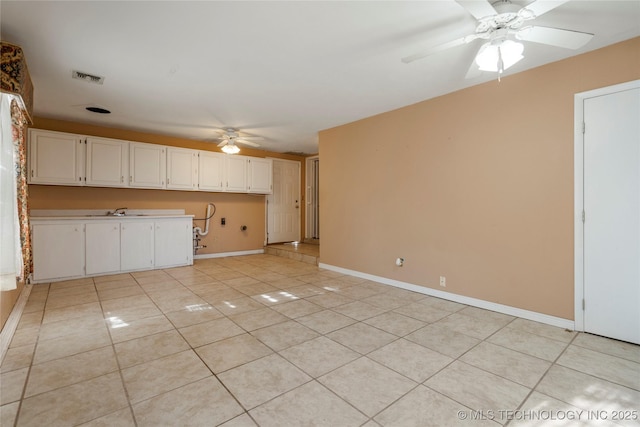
[319,38,640,320]
[30,118,306,255]
[1,282,24,330]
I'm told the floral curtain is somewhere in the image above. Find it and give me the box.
[11,99,31,281]
[1,42,33,286]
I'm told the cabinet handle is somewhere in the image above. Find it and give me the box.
[121,176,124,183]
[130,175,132,182]
[31,170,34,178]
[167,178,170,184]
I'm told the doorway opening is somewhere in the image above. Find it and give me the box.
[305,156,319,242]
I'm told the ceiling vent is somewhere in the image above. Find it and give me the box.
[72,70,105,85]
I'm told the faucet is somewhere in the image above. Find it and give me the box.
[108,207,128,216]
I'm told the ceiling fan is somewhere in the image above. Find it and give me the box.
[215,128,263,154]
[402,0,594,78]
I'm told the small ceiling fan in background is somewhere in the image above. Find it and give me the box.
[402,0,594,78]
[215,128,264,154]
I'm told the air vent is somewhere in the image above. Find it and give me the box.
[72,70,105,85]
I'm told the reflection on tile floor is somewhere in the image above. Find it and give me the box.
[1,254,639,426]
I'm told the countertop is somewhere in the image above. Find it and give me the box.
[30,209,194,221]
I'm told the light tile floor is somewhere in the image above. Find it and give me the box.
[1,254,639,426]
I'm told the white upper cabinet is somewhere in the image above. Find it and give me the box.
[225,155,248,192]
[129,142,166,189]
[86,137,129,187]
[167,147,198,190]
[27,129,274,194]
[28,129,85,186]
[198,151,225,191]
[248,158,273,194]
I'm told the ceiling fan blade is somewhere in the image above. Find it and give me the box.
[520,0,570,18]
[236,139,261,148]
[401,35,477,64]
[456,0,497,20]
[217,140,228,148]
[517,26,593,49]
[237,136,264,141]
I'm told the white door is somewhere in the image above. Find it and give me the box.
[583,86,640,344]
[267,159,300,243]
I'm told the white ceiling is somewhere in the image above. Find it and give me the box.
[2,1,639,155]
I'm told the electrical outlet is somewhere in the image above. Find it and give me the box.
[221,217,226,226]
[439,276,446,287]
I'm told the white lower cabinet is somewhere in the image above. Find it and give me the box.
[86,222,121,275]
[155,220,193,268]
[121,221,155,271]
[32,223,85,282]
[31,216,192,282]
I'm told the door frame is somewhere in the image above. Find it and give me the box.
[266,158,301,244]
[305,155,319,240]
[573,79,640,331]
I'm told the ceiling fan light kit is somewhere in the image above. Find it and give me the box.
[476,38,524,73]
[221,143,240,154]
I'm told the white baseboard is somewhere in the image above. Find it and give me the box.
[194,249,264,260]
[0,284,32,365]
[319,263,574,330]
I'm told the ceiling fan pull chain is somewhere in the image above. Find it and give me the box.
[497,48,504,82]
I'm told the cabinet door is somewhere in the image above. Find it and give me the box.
[28,129,85,186]
[85,222,121,275]
[32,223,85,281]
[154,220,192,268]
[86,137,129,187]
[129,143,166,189]
[248,158,273,194]
[121,221,155,271]
[198,151,225,191]
[225,155,248,192]
[167,147,198,190]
